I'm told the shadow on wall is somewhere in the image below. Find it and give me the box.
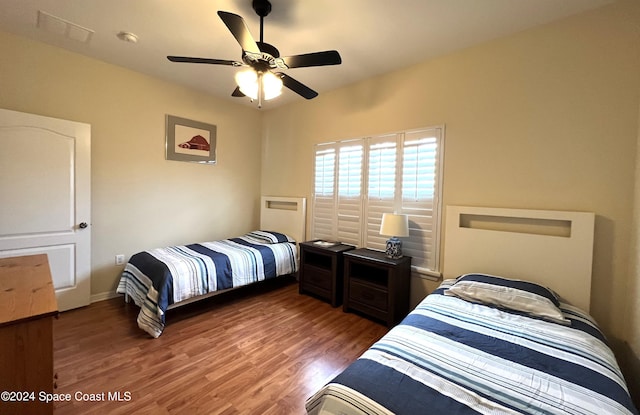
[618,341,640,409]
[591,215,615,330]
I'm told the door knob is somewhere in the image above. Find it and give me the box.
[79,222,88,229]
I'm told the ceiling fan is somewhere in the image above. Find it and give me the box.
[167,0,342,107]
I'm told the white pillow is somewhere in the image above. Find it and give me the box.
[245,230,295,244]
[444,274,569,325]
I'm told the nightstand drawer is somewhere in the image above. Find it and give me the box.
[349,279,387,311]
[302,264,332,290]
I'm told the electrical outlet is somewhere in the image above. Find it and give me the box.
[115,254,125,265]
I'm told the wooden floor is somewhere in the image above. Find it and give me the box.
[52,278,389,414]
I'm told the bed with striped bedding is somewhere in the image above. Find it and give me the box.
[306,276,638,415]
[116,231,297,338]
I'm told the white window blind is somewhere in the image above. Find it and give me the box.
[314,147,335,197]
[365,135,398,252]
[312,126,444,275]
[400,129,442,272]
[312,146,336,241]
[336,144,363,246]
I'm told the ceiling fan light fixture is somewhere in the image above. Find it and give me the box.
[235,69,283,101]
[262,71,283,100]
[235,68,259,99]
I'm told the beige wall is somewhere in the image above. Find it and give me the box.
[635,89,640,351]
[629,72,640,403]
[0,31,263,296]
[261,0,640,352]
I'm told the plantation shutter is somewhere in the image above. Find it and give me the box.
[400,128,443,272]
[311,145,336,241]
[336,143,363,246]
[365,135,399,251]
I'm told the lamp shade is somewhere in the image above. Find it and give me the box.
[379,213,409,237]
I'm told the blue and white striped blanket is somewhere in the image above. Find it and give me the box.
[306,280,638,415]
[116,233,297,338]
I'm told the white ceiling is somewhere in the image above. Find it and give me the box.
[0,0,613,109]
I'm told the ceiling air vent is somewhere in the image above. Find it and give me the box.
[36,10,94,43]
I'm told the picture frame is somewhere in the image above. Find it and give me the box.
[165,114,217,164]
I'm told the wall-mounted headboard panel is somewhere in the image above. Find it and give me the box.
[260,196,307,244]
[443,206,595,311]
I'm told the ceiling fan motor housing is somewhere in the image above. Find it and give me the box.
[243,42,281,72]
[257,41,279,58]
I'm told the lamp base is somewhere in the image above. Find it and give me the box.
[385,237,403,259]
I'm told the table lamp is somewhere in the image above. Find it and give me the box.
[379,213,409,259]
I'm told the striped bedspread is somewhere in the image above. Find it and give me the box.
[116,234,297,338]
[306,280,638,415]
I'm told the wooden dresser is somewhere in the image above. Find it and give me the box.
[0,254,58,415]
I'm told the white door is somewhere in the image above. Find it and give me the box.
[0,108,91,311]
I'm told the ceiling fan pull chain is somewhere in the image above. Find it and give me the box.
[258,72,264,109]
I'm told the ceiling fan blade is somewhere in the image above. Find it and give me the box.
[217,11,261,54]
[231,87,246,97]
[281,50,342,69]
[167,56,240,66]
[279,73,318,99]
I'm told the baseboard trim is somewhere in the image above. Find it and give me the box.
[91,291,119,303]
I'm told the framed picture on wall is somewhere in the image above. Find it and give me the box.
[165,115,217,164]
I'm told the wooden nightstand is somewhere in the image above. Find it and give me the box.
[299,241,355,307]
[343,248,411,327]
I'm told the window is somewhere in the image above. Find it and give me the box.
[312,127,444,275]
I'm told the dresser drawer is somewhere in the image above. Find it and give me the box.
[349,279,387,311]
[302,264,332,290]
